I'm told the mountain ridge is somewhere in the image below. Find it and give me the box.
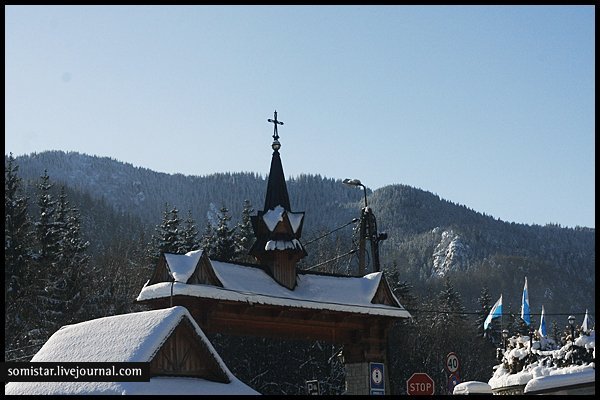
[7,150,595,319]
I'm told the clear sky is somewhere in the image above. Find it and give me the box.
[5,5,595,228]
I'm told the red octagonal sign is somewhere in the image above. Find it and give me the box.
[407,372,435,395]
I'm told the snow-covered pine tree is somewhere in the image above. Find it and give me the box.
[200,221,216,258]
[27,171,63,352]
[34,170,61,272]
[435,276,467,326]
[4,154,34,360]
[55,187,90,324]
[182,210,200,253]
[148,203,186,262]
[212,205,237,261]
[384,265,418,311]
[234,199,255,263]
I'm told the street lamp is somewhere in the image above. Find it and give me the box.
[568,315,576,342]
[342,178,368,208]
[502,329,509,350]
[568,315,576,365]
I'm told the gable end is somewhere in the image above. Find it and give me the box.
[149,317,229,383]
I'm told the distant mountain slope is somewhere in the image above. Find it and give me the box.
[9,151,594,316]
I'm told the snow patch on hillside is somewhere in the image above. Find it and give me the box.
[431,229,470,277]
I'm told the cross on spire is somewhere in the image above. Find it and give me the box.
[268,110,284,141]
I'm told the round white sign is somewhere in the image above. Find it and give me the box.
[446,353,459,373]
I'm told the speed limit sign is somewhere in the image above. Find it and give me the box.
[445,352,460,374]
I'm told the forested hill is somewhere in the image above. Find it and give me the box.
[10,150,595,316]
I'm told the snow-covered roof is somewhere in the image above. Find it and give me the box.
[138,256,411,319]
[165,251,203,282]
[4,307,259,395]
[265,239,303,251]
[523,365,595,394]
[453,381,492,395]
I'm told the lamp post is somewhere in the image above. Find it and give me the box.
[502,329,509,350]
[568,315,576,364]
[567,315,576,342]
[342,178,386,274]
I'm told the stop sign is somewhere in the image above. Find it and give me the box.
[407,373,435,395]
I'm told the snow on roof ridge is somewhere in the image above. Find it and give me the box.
[287,211,304,234]
[31,306,190,363]
[164,250,204,282]
[138,281,411,318]
[262,205,286,231]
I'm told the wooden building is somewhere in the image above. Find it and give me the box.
[137,112,412,394]
[4,307,258,395]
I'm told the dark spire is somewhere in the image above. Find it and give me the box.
[249,111,306,289]
[264,111,290,212]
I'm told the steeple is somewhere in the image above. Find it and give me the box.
[264,110,291,211]
[249,111,307,289]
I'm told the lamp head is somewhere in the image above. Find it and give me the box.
[568,315,576,326]
[343,178,363,187]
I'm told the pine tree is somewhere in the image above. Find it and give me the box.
[5,154,32,297]
[34,171,60,272]
[435,276,467,326]
[26,171,64,348]
[476,286,493,339]
[55,187,90,324]
[200,221,216,258]
[385,265,418,311]
[148,203,186,261]
[212,205,237,261]
[182,210,200,253]
[234,199,255,263]
[4,155,34,360]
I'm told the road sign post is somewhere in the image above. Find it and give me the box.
[369,362,385,395]
[447,372,461,394]
[406,373,435,395]
[306,380,320,395]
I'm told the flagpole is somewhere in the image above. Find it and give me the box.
[501,303,503,349]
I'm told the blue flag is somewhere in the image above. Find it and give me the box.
[484,295,502,330]
[538,305,547,337]
[521,277,531,326]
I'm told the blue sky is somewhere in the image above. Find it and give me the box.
[5,5,595,228]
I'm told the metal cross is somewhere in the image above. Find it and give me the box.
[267,110,284,140]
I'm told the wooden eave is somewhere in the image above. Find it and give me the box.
[138,295,400,345]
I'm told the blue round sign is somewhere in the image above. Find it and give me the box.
[447,372,460,392]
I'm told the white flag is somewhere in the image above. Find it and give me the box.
[582,309,590,333]
[538,305,547,337]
